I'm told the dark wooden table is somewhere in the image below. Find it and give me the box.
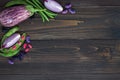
[0,0,120,80]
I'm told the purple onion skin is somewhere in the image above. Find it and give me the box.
[0,5,31,27]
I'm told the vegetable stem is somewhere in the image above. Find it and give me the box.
[31,0,49,21]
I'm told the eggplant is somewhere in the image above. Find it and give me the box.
[0,5,32,27]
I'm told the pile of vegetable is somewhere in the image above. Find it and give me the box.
[0,0,64,27]
[0,26,32,64]
[0,0,75,64]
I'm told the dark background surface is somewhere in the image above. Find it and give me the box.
[0,0,120,80]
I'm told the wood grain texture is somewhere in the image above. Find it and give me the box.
[0,0,120,80]
[0,40,120,80]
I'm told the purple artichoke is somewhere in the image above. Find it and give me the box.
[0,5,32,27]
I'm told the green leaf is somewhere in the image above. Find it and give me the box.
[0,48,21,57]
[5,0,28,7]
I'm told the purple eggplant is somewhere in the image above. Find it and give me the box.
[0,5,32,27]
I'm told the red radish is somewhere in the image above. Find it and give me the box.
[28,44,32,49]
[25,48,30,53]
[23,43,27,49]
[17,41,22,45]
[12,45,17,50]
[21,35,25,40]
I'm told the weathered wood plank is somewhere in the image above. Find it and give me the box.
[0,74,120,80]
[1,13,120,40]
[0,39,118,63]
[0,0,120,7]
[0,40,120,80]
[0,5,119,39]
[0,40,120,68]
[17,13,120,40]
[0,0,120,40]
[0,0,120,80]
